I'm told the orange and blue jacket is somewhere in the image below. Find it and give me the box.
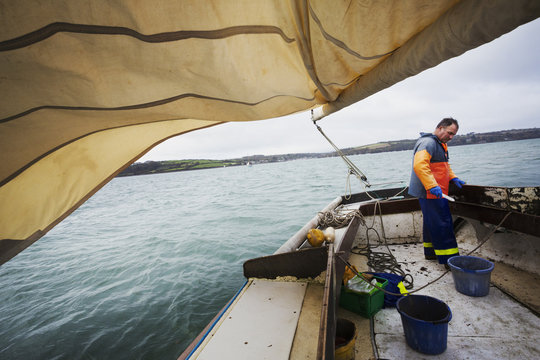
[408,133,457,199]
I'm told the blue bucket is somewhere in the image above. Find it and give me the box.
[396,295,452,355]
[448,255,494,297]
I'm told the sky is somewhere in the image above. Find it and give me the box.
[139,18,540,162]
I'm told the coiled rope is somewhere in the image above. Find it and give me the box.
[337,209,513,296]
[318,197,415,289]
[351,200,415,289]
[318,207,365,229]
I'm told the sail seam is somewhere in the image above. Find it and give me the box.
[0,23,295,52]
[0,119,224,187]
[307,4,397,61]
[0,92,316,124]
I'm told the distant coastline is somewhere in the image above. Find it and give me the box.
[118,127,539,177]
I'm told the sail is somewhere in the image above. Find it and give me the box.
[1,0,539,263]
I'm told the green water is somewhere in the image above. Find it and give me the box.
[0,139,538,359]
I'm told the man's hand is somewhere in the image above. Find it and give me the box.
[451,178,466,189]
[429,186,443,198]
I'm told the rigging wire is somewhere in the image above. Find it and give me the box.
[312,110,371,188]
[311,111,408,200]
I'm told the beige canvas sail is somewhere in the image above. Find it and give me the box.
[1,0,539,263]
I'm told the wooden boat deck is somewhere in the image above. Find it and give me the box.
[183,191,540,360]
[185,228,350,360]
[187,279,307,359]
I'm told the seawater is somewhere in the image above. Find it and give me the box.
[1,139,538,359]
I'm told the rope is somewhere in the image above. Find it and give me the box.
[465,211,512,256]
[344,171,353,200]
[339,209,513,297]
[363,184,408,201]
[319,185,410,229]
[350,200,414,289]
[318,208,365,229]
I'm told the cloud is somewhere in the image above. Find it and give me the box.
[140,19,540,162]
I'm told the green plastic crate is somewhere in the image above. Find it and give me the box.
[339,276,388,318]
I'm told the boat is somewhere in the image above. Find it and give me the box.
[178,184,540,359]
[1,1,539,359]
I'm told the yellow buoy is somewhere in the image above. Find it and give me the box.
[307,229,325,247]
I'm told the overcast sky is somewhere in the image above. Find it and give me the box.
[140,18,540,162]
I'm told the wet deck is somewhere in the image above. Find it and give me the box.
[341,243,540,359]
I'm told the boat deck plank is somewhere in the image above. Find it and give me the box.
[192,279,307,360]
[289,283,324,360]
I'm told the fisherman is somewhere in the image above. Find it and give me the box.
[408,118,466,265]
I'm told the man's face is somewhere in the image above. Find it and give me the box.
[435,124,458,143]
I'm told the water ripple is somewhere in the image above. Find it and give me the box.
[0,139,538,359]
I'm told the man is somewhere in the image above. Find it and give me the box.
[408,118,466,265]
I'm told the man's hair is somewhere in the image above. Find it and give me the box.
[437,117,459,129]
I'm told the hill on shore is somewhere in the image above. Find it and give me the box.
[118,127,539,177]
